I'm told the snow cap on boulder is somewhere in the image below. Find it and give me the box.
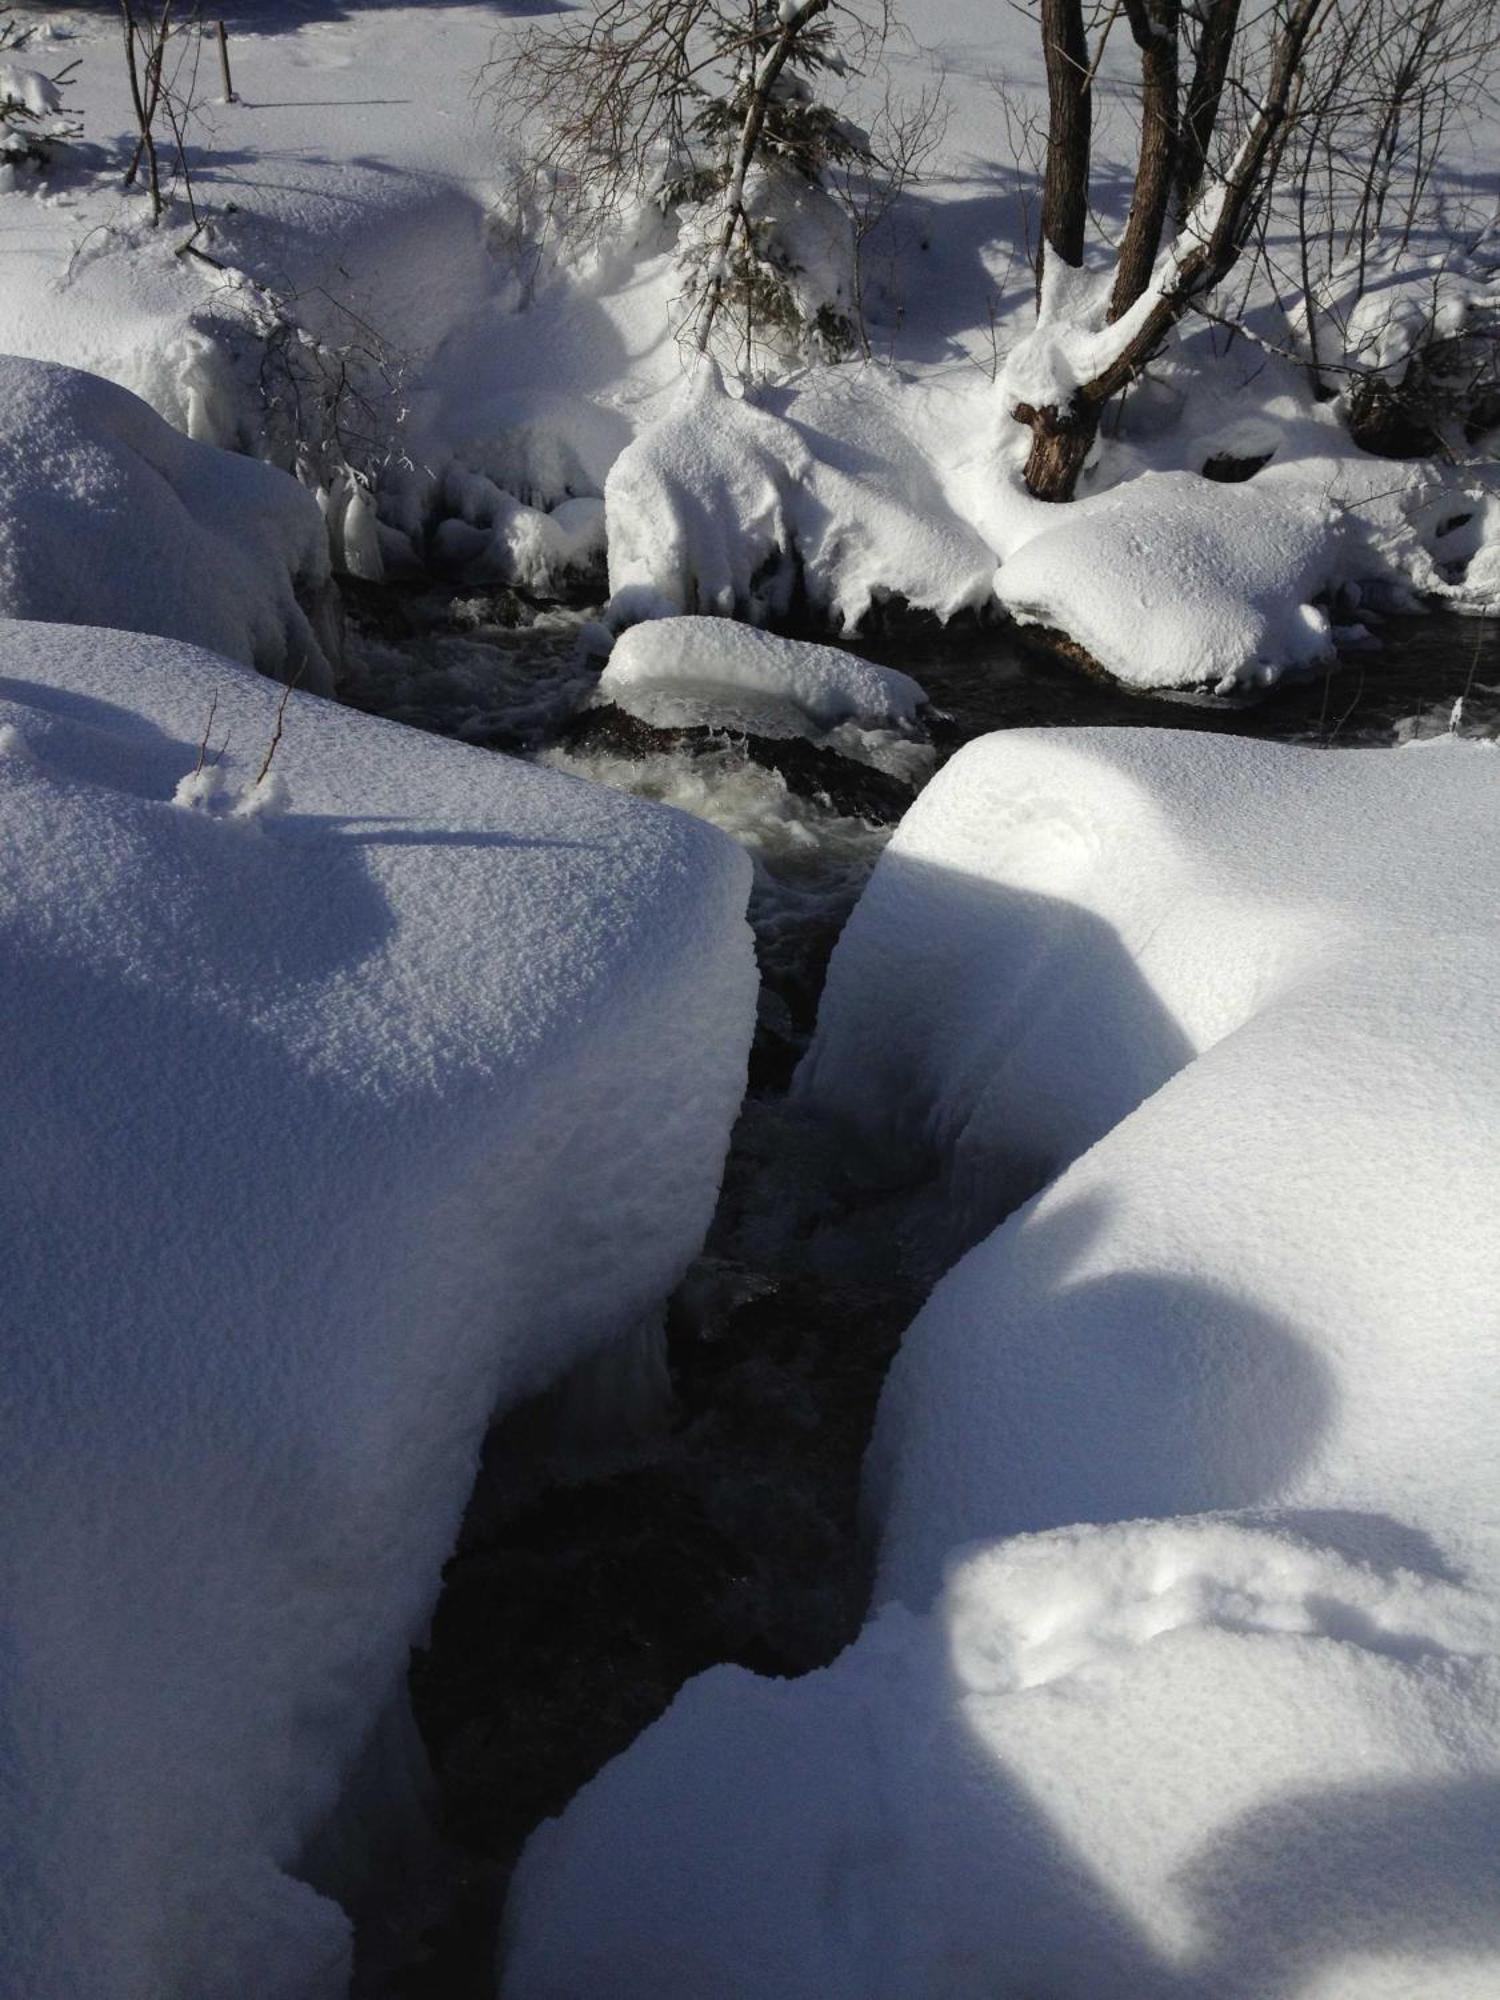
[0,354,337,689]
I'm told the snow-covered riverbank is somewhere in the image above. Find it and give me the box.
[3,1,1497,680]
[2,0,1499,1992]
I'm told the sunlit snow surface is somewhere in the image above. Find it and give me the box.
[504,729,1500,2000]
[0,618,756,1999]
[0,355,335,687]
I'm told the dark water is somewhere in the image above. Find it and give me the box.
[857,604,1500,747]
[341,577,1500,756]
[341,590,1498,1996]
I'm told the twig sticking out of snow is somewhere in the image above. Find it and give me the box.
[253,675,295,789]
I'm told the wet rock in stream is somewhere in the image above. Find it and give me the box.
[559,701,919,823]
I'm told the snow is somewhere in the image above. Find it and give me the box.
[0,2,1490,671]
[431,473,607,593]
[0,3,1497,1987]
[598,615,927,736]
[994,470,1341,690]
[804,728,1500,1598]
[0,62,64,119]
[504,727,1500,1997]
[504,1517,1500,2000]
[0,354,337,690]
[0,618,756,1998]
[604,366,995,630]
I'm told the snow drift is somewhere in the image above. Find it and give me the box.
[504,728,1500,1998]
[605,368,994,631]
[0,355,337,689]
[505,1513,1500,2000]
[994,470,1341,690]
[0,620,756,1998]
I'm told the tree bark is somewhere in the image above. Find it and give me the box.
[1015,400,1100,500]
[1109,0,1181,320]
[1175,0,1240,221]
[1037,0,1091,296]
[1017,0,1327,500]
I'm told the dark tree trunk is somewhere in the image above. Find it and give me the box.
[1014,399,1101,501]
[1175,0,1241,222]
[1014,0,1324,501]
[1038,0,1092,296]
[1109,0,1181,321]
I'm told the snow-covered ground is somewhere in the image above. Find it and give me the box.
[0,617,755,1996]
[2,0,1495,681]
[503,728,1500,1998]
[3,1,1500,1992]
[0,352,337,685]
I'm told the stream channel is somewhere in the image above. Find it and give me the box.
[335,584,1500,1995]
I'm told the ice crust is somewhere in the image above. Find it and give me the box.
[504,728,1500,1999]
[0,619,756,1997]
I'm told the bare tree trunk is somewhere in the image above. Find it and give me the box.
[1109,0,1181,320]
[1017,0,1327,499]
[1037,0,1091,296]
[120,0,173,220]
[1174,0,1239,221]
[1014,399,1099,498]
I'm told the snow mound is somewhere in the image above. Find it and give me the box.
[605,368,994,631]
[814,730,1500,1604]
[431,465,607,591]
[0,355,336,689]
[995,469,1340,690]
[504,1515,1500,2000]
[598,616,927,738]
[505,728,1500,1998]
[0,620,756,1998]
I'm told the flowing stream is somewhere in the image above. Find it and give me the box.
[337,584,1500,1994]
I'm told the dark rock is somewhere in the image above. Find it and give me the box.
[560,702,918,823]
[1202,449,1275,483]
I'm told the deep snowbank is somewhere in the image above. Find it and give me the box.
[839,734,1500,1599]
[505,1510,1500,2000]
[605,369,994,630]
[0,620,756,1998]
[504,729,1500,1998]
[0,355,336,688]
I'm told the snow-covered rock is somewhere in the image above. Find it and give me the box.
[0,355,337,689]
[504,727,1500,1998]
[803,727,1500,1597]
[0,619,756,1998]
[598,616,927,737]
[431,464,607,591]
[605,368,994,631]
[994,469,1341,690]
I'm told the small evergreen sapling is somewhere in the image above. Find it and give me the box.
[490,0,902,376]
[680,3,875,364]
[0,19,81,180]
